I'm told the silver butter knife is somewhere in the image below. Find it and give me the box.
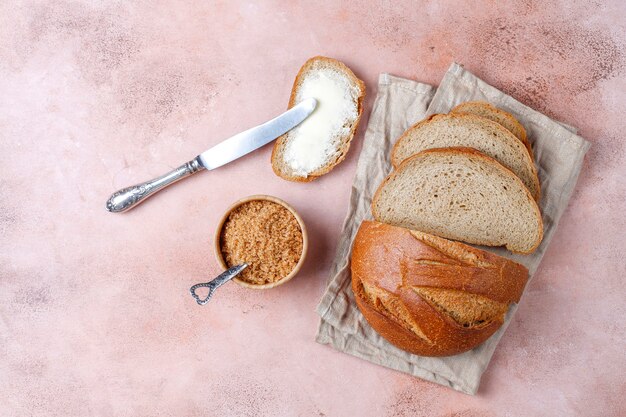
[106,98,317,213]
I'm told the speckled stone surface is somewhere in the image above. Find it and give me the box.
[1,1,624,416]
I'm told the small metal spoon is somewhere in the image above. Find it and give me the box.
[189,263,248,305]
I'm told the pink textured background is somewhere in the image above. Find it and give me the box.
[1,1,625,416]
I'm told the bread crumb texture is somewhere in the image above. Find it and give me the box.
[220,200,303,285]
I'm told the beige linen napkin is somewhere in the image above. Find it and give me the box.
[315,63,591,395]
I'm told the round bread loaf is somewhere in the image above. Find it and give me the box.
[351,221,529,357]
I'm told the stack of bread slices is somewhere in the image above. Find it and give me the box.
[352,101,543,357]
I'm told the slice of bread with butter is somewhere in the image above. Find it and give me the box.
[272,56,365,182]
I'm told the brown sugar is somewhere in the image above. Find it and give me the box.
[219,200,303,285]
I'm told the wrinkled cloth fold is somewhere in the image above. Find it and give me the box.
[315,63,591,395]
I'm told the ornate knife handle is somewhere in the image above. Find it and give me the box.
[106,157,205,213]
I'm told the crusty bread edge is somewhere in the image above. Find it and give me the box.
[352,275,465,357]
[271,56,366,182]
[351,260,504,357]
[372,147,544,254]
[451,101,531,155]
[389,113,440,169]
[351,221,529,356]
[355,220,529,304]
[359,221,529,303]
[390,113,540,201]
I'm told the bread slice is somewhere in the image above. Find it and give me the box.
[351,220,529,356]
[271,56,365,182]
[391,113,540,200]
[450,101,532,155]
[372,147,543,253]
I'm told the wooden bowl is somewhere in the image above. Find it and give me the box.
[214,195,308,290]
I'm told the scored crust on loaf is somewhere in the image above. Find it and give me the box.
[351,221,529,357]
[358,281,433,343]
[271,56,365,182]
[373,147,543,254]
[411,287,508,327]
[450,101,532,155]
[391,113,540,200]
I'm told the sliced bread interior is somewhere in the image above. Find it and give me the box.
[450,101,531,154]
[372,147,543,254]
[271,56,365,182]
[391,113,540,200]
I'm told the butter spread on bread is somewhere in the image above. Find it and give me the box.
[272,56,365,182]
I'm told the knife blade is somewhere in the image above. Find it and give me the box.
[105,97,317,213]
[199,97,316,170]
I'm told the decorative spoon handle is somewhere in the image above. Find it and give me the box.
[189,264,248,305]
